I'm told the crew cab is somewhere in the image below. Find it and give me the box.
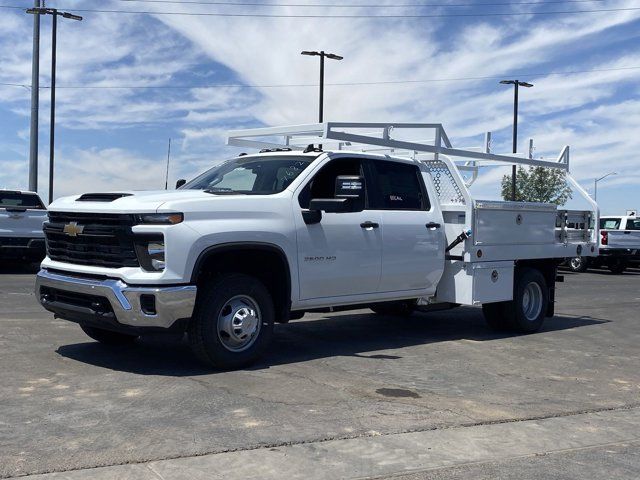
[567,215,640,274]
[35,123,598,369]
[0,190,47,263]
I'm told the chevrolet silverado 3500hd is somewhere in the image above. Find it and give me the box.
[35,123,598,369]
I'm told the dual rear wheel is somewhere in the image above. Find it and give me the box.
[482,267,549,333]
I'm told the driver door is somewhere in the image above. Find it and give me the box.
[294,157,382,301]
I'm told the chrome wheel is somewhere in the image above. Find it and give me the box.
[217,295,262,352]
[569,257,583,270]
[522,282,543,321]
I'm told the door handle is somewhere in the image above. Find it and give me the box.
[360,221,379,229]
[425,222,441,229]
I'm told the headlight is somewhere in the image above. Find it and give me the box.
[135,213,183,225]
[134,235,166,271]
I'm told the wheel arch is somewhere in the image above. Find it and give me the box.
[191,242,292,323]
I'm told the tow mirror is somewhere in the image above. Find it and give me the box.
[307,175,366,219]
[175,179,186,189]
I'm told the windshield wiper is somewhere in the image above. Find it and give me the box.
[204,187,246,195]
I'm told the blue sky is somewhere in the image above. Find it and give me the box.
[1,0,639,214]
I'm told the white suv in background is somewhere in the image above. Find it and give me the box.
[0,190,47,263]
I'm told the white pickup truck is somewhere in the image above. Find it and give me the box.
[35,123,598,369]
[568,215,640,274]
[0,190,47,263]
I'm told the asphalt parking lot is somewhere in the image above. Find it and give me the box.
[1,264,639,479]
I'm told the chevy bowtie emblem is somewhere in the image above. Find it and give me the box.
[63,222,84,237]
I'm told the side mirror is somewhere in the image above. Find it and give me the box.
[307,175,366,216]
[175,179,186,189]
[309,198,351,213]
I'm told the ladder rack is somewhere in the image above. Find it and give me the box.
[227,122,570,171]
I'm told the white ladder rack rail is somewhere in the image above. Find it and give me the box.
[227,122,570,171]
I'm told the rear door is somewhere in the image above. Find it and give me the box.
[367,159,445,295]
[0,192,47,239]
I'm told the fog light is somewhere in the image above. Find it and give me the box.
[147,241,165,271]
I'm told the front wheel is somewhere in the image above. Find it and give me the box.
[568,256,588,273]
[188,273,274,370]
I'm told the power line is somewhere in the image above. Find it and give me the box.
[2,3,640,17]
[2,65,639,90]
[110,0,613,8]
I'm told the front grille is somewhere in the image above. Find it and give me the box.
[44,212,139,268]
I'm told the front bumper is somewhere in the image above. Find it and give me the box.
[36,269,197,330]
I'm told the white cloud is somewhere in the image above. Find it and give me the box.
[1,0,640,212]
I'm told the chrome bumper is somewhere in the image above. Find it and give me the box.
[35,269,197,329]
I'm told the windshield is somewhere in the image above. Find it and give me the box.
[183,155,313,195]
[0,191,45,209]
[600,218,621,230]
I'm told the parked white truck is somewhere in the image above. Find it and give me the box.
[0,190,47,262]
[568,215,640,274]
[36,123,598,369]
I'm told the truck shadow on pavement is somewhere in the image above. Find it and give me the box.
[55,307,608,376]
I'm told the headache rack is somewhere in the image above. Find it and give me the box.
[228,122,598,262]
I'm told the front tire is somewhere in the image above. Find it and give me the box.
[80,325,138,345]
[568,256,588,273]
[188,273,274,370]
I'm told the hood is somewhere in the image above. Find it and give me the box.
[48,190,215,214]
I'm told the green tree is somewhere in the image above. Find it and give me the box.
[501,166,573,205]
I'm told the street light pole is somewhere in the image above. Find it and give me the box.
[301,50,343,124]
[500,79,533,201]
[49,11,57,204]
[28,0,41,193]
[319,52,324,123]
[26,7,82,204]
[594,172,617,201]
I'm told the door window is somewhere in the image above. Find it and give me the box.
[626,219,640,230]
[298,158,365,209]
[368,160,429,211]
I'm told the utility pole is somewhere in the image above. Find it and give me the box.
[26,6,82,203]
[499,79,533,201]
[28,0,41,193]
